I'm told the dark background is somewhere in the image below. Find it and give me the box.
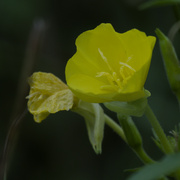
[0,0,179,179]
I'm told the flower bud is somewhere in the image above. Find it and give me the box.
[156,29,180,106]
[118,114,142,149]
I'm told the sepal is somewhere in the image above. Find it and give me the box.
[104,95,149,117]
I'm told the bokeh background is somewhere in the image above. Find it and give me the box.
[0,0,179,179]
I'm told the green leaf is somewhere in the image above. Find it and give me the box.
[128,153,180,180]
[139,0,180,10]
[104,97,148,117]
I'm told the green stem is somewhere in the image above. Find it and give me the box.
[134,146,155,164]
[145,105,174,154]
[104,114,127,142]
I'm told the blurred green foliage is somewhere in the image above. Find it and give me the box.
[0,0,180,179]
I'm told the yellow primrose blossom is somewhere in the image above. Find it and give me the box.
[65,23,156,103]
[27,72,77,123]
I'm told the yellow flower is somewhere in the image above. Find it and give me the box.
[27,72,77,123]
[26,72,104,154]
[65,23,156,103]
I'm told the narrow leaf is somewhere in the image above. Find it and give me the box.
[128,153,180,180]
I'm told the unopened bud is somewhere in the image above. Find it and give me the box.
[156,29,180,106]
[118,114,142,149]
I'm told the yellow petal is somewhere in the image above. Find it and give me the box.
[117,29,156,71]
[27,72,75,123]
[67,73,109,103]
[28,72,68,94]
[33,112,49,123]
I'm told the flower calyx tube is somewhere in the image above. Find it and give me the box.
[104,96,149,117]
[73,100,105,154]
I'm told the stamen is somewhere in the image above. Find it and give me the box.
[26,92,39,99]
[38,94,44,100]
[96,49,136,92]
[119,62,136,72]
[96,72,106,77]
[120,67,126,80]
[127,55,133,62]
[112,72,122,88]
[96,72,116,86]
[98,48,114,72]
[98,48,107,62]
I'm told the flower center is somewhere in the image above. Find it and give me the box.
[96,48,136,92]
